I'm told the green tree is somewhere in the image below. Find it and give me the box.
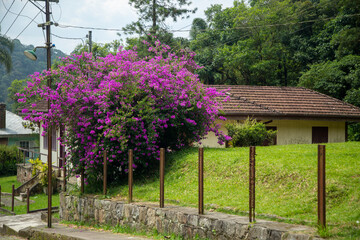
[124,0,197,36]
[299,55,360,104]
[122,0,196,58]
[190,18,207,40]
[7,79,27,111]
[0,33,14,73]
[72,40,121,58]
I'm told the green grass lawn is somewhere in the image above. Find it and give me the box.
[106,142,360,239]
[0,175,60,215]
[0,175,22,193]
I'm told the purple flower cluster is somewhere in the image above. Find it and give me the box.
[18,41,229,179]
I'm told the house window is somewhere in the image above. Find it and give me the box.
[20,141,30,157]
[43,128,57,151]
[312,127,328,144]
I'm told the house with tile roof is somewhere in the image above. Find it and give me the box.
[20,85,360,161]
[0,103,39,157]
[201,85,360,147]
[17,100,65,167]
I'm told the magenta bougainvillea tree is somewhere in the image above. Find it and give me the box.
[18,41,230,183]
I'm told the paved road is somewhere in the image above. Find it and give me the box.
[0,212,151,240]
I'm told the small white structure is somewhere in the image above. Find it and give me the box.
[201,85,360,147]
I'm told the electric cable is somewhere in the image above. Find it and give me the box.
[50,3,62,23]
[4,1,29,35]
[2,0,39,24]
[15,9,42,39]
[0,0,15,24]
[53,13,360,35]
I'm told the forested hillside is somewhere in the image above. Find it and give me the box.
[0,39,66,108]
[187,0,360,140]
[190,0,360,106]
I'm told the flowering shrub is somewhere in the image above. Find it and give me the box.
[18,41,230,184]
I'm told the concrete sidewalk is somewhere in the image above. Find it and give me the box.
[0,212,151,240]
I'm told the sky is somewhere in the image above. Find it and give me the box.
[1,0,236,55]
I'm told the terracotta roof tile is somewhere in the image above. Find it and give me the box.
[210,85,360,120]
[18,85,360,121]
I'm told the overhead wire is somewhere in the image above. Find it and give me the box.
[1,0,39,24]
[0,0,15,24]
[4,0,29,35]
[15,8,42,39]
[53,12,360,35]
[50,3,62,23]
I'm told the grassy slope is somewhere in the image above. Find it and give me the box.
[111,142,360,238]
[0,175,22,192]
[0,175,60,215]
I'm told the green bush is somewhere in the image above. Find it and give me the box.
[225,118,277,147]
[0,145,20,176]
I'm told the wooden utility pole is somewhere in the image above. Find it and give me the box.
[87,31,92,53]
[45,0,53,229]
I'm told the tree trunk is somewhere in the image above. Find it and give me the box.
[151,0,157,35]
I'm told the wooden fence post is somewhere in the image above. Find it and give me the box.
[249,146,256,222]
[63,162,66,192]
[160,148,165,208]
[27,188,30,213]
[81,166,84,194]
[318,145,326,229]
[11,184,15,212]
[198,148,204,215]
[128,149,133,203]
[103,151,107,195]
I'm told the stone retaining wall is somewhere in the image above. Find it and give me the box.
[17,164,33,183]
[59,193,321,240]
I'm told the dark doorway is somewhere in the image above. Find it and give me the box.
[312,127,328,144]
[0,138,8,145]
[263,126,277,146]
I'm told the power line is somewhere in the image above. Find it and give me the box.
[51,32,84,41]
[15,9,42,39]
[1,0,37,24]
[0,0,15,24]
[172,13,360,33]
[53,12,360,35]
[50,3,62,23]
[51,33,85,45]
[55,23,126,32]
[4,1,29,35]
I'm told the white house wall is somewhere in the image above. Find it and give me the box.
[266,120,345,145]
[39,125,59,166]
[200,119,345,148]
[198,120,234,148]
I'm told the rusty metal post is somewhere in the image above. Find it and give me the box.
[23,150,26,165]
[198,148,204,215]
[11,184,15,212]
[63,162,66,192]
[103,151,107,195]
[128,149,133,203]
[27,188,30,213]
[160,148,165,208]
[81,166,84,194]
[249,146,256,222]
[318,145,326,229]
